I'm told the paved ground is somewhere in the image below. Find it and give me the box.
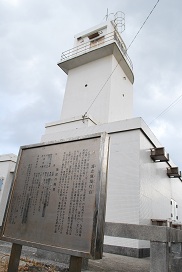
[0,240,151,271]
[0,249,150,272]
[86,253,150,272]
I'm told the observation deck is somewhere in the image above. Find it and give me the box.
[58,30,134,84]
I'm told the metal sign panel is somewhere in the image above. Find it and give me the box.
[1,134,109,259]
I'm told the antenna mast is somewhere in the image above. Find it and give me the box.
[106,8,109,21]
[104,10,125,33]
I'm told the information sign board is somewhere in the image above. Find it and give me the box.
[1,134,109,259]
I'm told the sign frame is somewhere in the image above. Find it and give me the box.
[1,133,109,259]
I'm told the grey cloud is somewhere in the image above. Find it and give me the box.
[0,0,182,171]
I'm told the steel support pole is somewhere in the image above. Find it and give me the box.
[7,243,22,272]
[69,255,82,272]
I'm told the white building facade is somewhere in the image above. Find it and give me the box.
[40,18,182,257]
[0,154,17,226]
[0,16,181,258]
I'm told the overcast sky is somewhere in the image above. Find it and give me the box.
[0,0,182,170]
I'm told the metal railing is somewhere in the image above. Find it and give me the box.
[60,31,133,70]
[105,222,182,272]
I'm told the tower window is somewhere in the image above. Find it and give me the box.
[88,32,99,40]
[90,36,104,48]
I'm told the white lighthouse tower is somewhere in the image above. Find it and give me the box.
[41,13,182,258]
[58,12,134,129]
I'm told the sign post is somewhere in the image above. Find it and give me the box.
[7,243,22,272]
[69,256,83,272]
[1,133,109,271]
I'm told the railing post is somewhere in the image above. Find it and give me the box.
[150,241,169,272]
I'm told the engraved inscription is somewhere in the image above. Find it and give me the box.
[3,137,104,256]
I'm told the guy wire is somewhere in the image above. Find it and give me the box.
[149,94,182,125]
[82,0,160,120]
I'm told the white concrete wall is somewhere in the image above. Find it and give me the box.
[138,131,182,249]
[60,54,133,124]
[139,133,170,249]
[171,178,182,220]
[104,130,140,249]
[0,154,17,225]
[60,55,112,124]
[41,118,182,250]
[139,132,172,224]
[106,130,140,223]
[109,56,133,122]
[60,20,133,125]
[41,119,143,249]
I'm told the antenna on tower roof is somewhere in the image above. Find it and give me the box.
[113,11,125,33]
[103,10,125,33]
[103,8,109,21]
[106,8,109,21]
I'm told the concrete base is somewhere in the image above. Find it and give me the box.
[171,257,182,272]
[103,244,150,258]
[170,243,182,272]
[150,241,169,272]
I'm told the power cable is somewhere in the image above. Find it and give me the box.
[82,60,121,120]
[82,0,160,119]
[149,93,182,125]
[127,0,160,50]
